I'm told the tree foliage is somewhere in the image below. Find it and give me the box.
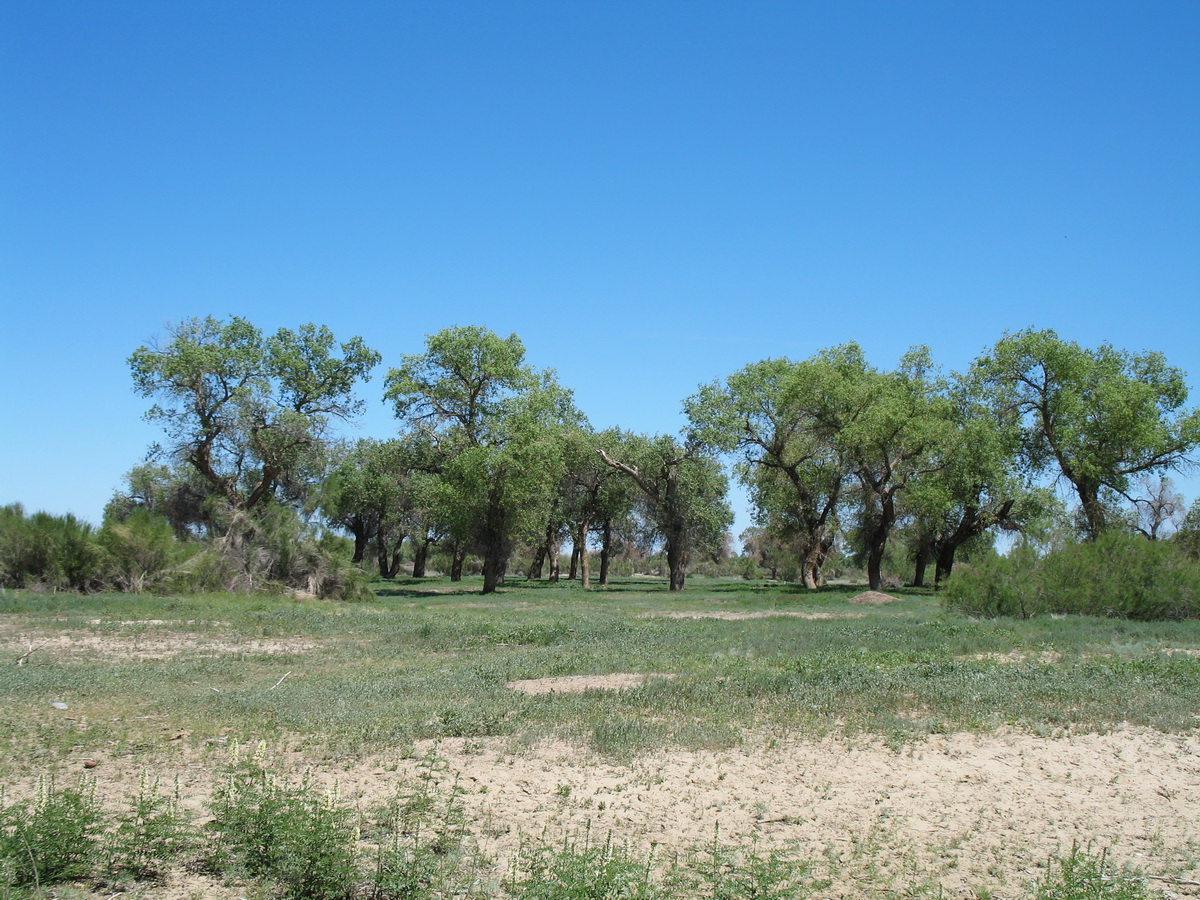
[384,326,581,593]
[130,316,380,514]
[598,431,731,591]
[972,328,1200,539]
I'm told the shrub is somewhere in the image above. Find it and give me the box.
[208,750,358,900]
[0,776,103,888]
[98,508,188,593]
[942,533,1200,620]
[1034,846,1147,900]
[104,773,194,881]
[0,504,104,591]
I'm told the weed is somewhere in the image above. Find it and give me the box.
[208,748,358,900]
[1033,846,1148,900]
[105,772,194,881]
[0,776,103,889]
[505,828,658,900]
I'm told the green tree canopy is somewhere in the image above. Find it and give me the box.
[598,431,731,591]
[384,326,581,593]
[129,316,380,515]
[971,328,1200,539]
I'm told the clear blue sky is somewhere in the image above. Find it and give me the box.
[2,1,1198,534]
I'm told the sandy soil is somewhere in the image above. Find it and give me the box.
[360,727,1200,898]
[35,725,1199,899]
[506,673,677,694]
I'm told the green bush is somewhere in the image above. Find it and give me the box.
[942,533,1200,620]
[0,504,105,591]
[104,773,194,881]
[208,752,358,900]
[98,508,188,593]
[0,776,104,888]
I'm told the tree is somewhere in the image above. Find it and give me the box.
[598,431,731,591]
[687,358,848,589]
[900,373,1044,586]
[772,344,953,591]
[384,326,580,593]
[1129,475,1185,541]
[972,329,1200,539]
[318,438,422,577]
[129,316,380,518]
[105,462,217,539]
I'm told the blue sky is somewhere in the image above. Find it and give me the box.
[2,1,1198,535]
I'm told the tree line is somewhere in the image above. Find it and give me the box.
[4,316,1198,598]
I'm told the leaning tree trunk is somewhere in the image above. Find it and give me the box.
[412,537,430,578]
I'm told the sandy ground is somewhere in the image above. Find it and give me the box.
[371,727,1200,897]
[28,724,1197,899]
[3,614,1197,897]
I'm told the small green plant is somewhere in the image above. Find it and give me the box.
[105,772,194,881]
[1033,846,1148,900]
[208,745,358,900]
[366,754,472,900]
[504,828,658,900]
[669,826,816,900]
[0,776,103,889]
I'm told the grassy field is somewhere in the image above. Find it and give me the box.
[1,576,1198,898]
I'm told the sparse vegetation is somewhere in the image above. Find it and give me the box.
[0,577,1197,896]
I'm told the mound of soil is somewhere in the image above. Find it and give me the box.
[848,590,902,604]
[506,673,675,695]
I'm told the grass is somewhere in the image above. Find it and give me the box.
[0,576,1197,896]
[2,577,1196,763]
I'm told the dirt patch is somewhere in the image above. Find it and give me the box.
[2,632,321,661]
[506,673,676,694]
[964,650,1064,664]
[16,726,1200,898]
[848,590,903,604]
[378,727,1200,896]
[644,610,866,621]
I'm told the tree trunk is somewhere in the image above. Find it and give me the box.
[482,540,505,594]
[450,546,464,582]
[547,538,560,582]
[527,544,546,580]
[865,494,895,591]
[568,544,580,581]
[598,519,612,585]
[1078,482,1107,540]
[666,524,687,591]
[351,522,368,564]
[801,533,831,590]
[934,544,956,586]
[578,515,595,589]
[912,549,929,588]
[412,537,430,578]
[376,528,405,579]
